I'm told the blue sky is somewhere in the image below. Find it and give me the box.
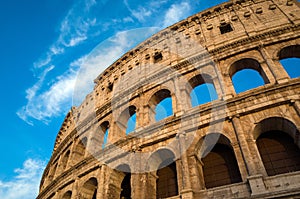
[1,0,299,198]
[0,0,231,198]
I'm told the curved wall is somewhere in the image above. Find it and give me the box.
[38,0,300,198]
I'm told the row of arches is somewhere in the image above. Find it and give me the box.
[43,44,300,191]
[56,117,300,199]
[104,45,300,140]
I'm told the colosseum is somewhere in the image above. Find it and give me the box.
[37,0,300,198]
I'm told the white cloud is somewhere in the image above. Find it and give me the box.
[33,0,98,69]
[162,1,191,27]
[123,16,134,23]
[17,68,77,125]
[0,158,46,199]
[131,7,152,22]
[124,0,168,22]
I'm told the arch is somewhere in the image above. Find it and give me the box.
[118,105,137,134]
[252,117,299,141]
[147,149,178,198]
[80,177,98,199]
[60,150,70,172]
[147,148,176,171]
[100,121,109,149]
[197,133,242,188]
[229,58,268,93]
[156,161,178,198]
[278,45,300,78]
[187,74,218,107]
[278,45,300,59]
[148,89,173,121]
[72,137,87,164]
[62,191,72,199]
[257,131,300,176]
[115,164,131,199]
[253,117,300,176]
[48,163,58,182]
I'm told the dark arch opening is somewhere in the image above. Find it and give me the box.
[202,143,242,188]
[279,45,300,79]
[230,58,267,93]
[100,121,109,149]
[73,137,87,164]
[62,191,72,199]
[257,131,300,176]
[156,160,178,198]
[48,163,58,182]
[120,173,131,199]
[116,164,131,199]
[198,133,242,189]
[81,177,98,199]
[149,89,173,121]
[147,149,178,198]
[61,150,70,171]
[188,74,218,107]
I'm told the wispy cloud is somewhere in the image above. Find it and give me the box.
[124,0,170,23]
[34,0,97,69]
[162,1,191,27]
[18,0,196,125]
[0,158,46,199]
[17,69,77,125]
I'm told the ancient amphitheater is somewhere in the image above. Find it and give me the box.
[37,0,300,198]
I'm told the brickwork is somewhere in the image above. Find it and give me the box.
[38,0,300,198]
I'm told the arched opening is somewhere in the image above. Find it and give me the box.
[62,191,72,199]
[149,89,173,122]
[120,172,131,199]
[188,74,218,107]
[60,150,70,172]
[257,131,300,176]
[230,58,267,93]
[198,133,242,188]
[126,112,136,134]
[156,161,178,198]
[81,177,98,199]
[278,45,300,78]
[72,137,87,164]
[116,164,131,199]
[48,163,58,182]
[147,149,178,198]
[202,144,242,188]
[118,106,137,135]
[100,121,109,149]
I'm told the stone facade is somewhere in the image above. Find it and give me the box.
[37,0,300,198]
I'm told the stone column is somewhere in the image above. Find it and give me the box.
[71,178,79,199]
[231,141,249,182]
[212,76,223,101]
[189,154,205,191]
[131,173,145,199]
[177,77,191,112]
[171,92,179,116]
[258,46,289,83]
[177,132,193,199]
[96,165,106,199]
[214,60,236,100]
[230,116,256,176]
[142,172,157,199]
[246,138,268,176]
[213,60,227,99]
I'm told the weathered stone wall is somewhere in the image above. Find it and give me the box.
[38,0,300,198]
